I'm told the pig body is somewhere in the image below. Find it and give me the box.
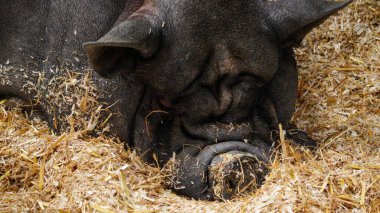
[0,0,352,199]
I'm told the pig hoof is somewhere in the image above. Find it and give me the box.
[209,151,269,200]
[286,128,317,149]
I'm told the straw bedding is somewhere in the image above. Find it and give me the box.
[0,0,379,212]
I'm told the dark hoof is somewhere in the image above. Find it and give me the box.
[169,141,271,200]
[209,151,269,200]
[286,128,317,149]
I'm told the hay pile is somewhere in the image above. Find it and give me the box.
[1,0,379,212]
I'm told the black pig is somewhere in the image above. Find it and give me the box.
[0,0,352,199]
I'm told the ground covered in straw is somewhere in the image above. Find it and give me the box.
[1,0,379,212]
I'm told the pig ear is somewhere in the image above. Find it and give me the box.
[267,0,352,48]
[83,16,162,76]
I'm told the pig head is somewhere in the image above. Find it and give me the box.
[83,0,352,199]
[84,0,351,199]
[82,0,352,199]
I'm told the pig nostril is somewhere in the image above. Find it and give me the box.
[227,179,234,188]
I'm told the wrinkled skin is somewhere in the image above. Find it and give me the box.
[0,0,352,200]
